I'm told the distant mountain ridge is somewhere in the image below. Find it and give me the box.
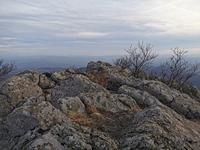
[3,55,200,89]
[4,55,120,69]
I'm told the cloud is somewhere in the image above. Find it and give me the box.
[0,0,200,56]
[143,0,183,13]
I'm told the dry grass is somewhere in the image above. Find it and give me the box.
[67,112,94,126]
[67,105,106,126]
[89,73,110,88]
[67,105,139,140]
[86,105,99,114]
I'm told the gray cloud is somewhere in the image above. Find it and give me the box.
[0,0,200,56]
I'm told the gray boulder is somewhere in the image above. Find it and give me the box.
[39,73,56,89]
[118,85,158,107]
[79,92,140,113]
[136,80,200,119]
[9,97,117,149]
[51,69,75,83]
[108,73,140,91]
[57,96,86,115]
[86,61,121,74]
[51,74,108,108]
[0,70,43,118]
[120,103,200,149]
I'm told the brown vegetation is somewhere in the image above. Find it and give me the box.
[89,73,110,88]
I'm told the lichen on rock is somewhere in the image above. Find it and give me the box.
[0,61,200,150]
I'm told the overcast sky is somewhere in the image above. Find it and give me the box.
[0,0,200,56]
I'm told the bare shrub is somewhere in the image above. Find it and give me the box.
[0,59,16,81]
[113,55,132,69]
[114,41,159,77]
[160,47,200,89]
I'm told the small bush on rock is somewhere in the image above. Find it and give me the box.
[114,41,158,78]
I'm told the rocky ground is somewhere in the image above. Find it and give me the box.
[0,61,200,150]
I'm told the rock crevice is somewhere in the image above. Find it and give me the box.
[0,61,200,149]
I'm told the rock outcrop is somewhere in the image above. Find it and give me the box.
[0,61,200,149]
[120,103,200,149]
[86,61,121,74]
[0,70,43,118]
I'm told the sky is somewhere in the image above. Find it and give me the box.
[0,0,200,57]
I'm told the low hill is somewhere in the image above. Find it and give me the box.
[0,61,200,149]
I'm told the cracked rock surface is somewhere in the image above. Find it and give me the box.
[0,61,200,149]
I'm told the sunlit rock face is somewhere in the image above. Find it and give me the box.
[0,61,200,149]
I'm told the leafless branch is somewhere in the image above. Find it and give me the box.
[0,59,16,81]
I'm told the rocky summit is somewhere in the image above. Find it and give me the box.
[0,61,200,150]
